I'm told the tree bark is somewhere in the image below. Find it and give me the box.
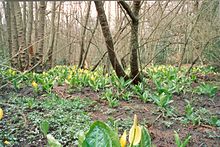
[26,1,33,68]
[119,1,141,83]
[94,1,128,79]
[47,1,56,69]
[14,1,27,71]
[3,2,12,62]
[54,1,62,66]
[79,1,91,68]
[35,1,46,72]
[10,2,19,68]
[23,1,27,46]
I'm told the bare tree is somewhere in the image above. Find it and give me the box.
[54,1,62,66]
[78,1,91,69]
[94,1,128,79]
[119,1,141,83]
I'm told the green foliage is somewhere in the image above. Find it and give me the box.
[132,83,151,103]
[0,94,93,146]
[40,120,49,136]
[102,89,119,108]
[182,101,201,125]
[79,121,121,147]
[151,92,173,108]
[0,65,219,146]
[195,83,217,97]
[209,116,220,127]
[136,127,152,147]
[174,131,191,147]
[78,119,152,147]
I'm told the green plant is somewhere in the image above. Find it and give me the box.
[195,83,217,97]
[182,101,202,125]
[102,89,119,108]
[140,91,151,103]
[151,92,173,108]
[185,101,193,118]
[40,120,49,136]
[107,97,119,108]
[209,116,220,127]
[132,83,151,103]
[121,91,133,101]
[78,114,152,147]
[78,121,121,147]
[26,98,35,109]
[174,131,191,147]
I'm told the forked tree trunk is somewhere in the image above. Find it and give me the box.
[94,1,128,79]
[119,1,141,84]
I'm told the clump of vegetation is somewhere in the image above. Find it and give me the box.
[0,65,219,146]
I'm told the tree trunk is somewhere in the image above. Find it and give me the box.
[94,1,128,79]
[81,18,99,70]
[3,2,12,62]
[54,1,62,66]
[10,2,19,68]
[26,1,33,68]
[23,1,27,46]
[34,2,38,52]
[119,1,141,83]
[79,1,91,68]
[14,1,27,71]
[35,1,46,73]
[47,1,56,69]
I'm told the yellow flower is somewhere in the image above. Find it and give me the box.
[32,81,38,89]
[8,69,16,76]
[0,108,3,120]
[90,75,96,81]
[4,140,10,145]
[120,130,127,147]
[67,74,72,80]
[129,114,142,146]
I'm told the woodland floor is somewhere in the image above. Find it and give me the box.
[0,72,220,147]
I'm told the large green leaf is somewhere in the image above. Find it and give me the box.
[81,121,121,147]
[136,127,152,147]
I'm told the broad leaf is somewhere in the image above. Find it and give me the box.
[40,120,49,136]
[136,127,152,147]
[82,121,121,147]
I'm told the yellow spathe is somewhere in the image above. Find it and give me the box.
[0,108,3,120]
[129,114,142,146]
[120,130,127,147]
[32,81,38,89]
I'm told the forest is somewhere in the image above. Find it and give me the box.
[0,1,220,146]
